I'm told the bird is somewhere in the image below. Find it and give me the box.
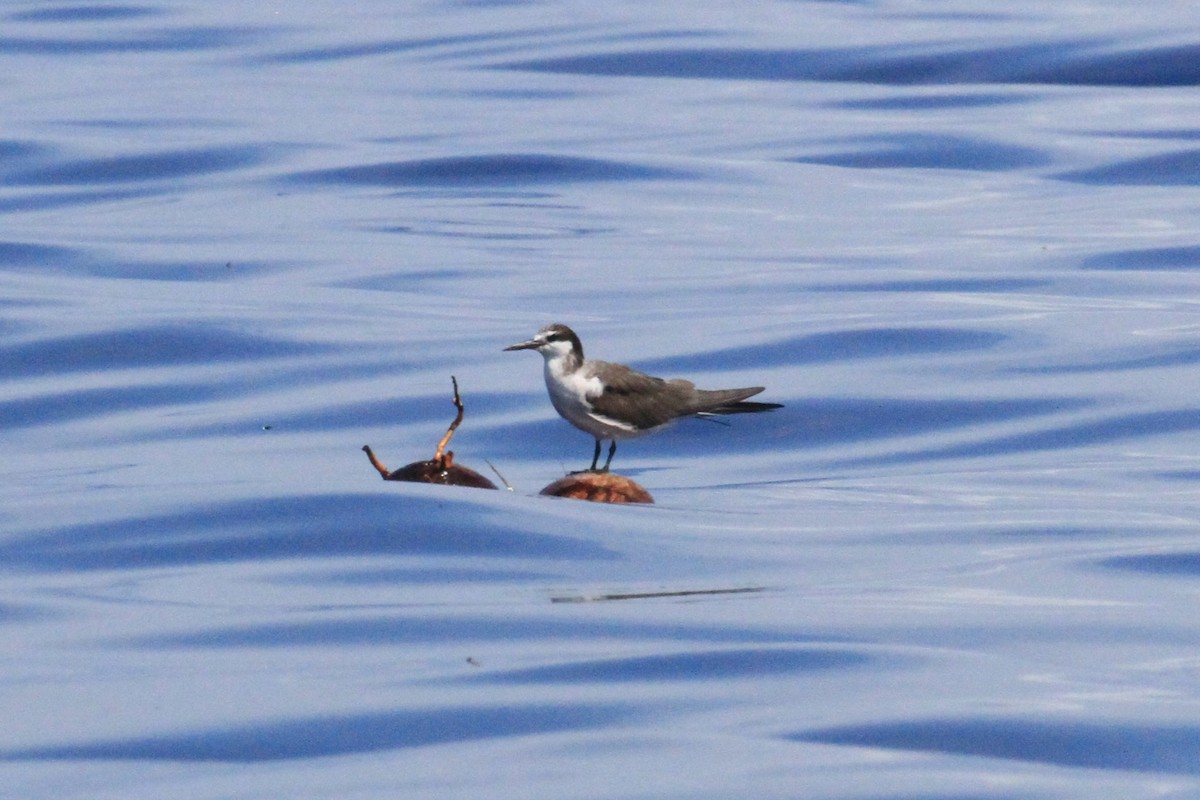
[504,323,782,472]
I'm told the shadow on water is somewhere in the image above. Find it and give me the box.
[789,717,1200,774]
[0,702,635,762]
[0,493,615,571]
[283,153,697,188]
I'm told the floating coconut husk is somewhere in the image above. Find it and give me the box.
[539,471,653,504]
[362,377,497,489]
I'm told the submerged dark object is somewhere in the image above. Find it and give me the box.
[362,377,497,490]
[539,471,653,504]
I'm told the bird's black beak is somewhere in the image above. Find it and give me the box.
[503,338,540,352]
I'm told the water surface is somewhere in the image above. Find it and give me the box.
[3,1,1200,798]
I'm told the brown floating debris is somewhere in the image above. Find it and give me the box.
[362,376,497,490]
[364,446,498,489]
[539,471,653,504]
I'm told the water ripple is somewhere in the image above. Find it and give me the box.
[637,327,1007,372]
[0,241,278,280]
[0,381,227,430]
[284,153,696,188]
[0,493,615,571]
[1056,149,1200,185]
[0,240,90,270]
[791,133,1051,171]
[1,323,329,378]
[1098,552,1200,576]
[1,702,635,762]
[7,145,268,186]
[789,717,1200,773]
[1082,245,1200,271]
[254,28,574,65]
[0,26,263,55]
[121,614,824,650]
[498,41,1200,87]
[0,187,161,212]
[838,408,1200,467]
[0,139,47,162]
[831,92,1033,110]
[7,6,160,23]
[809,277,1048,292]
[1014,342,1200,374]
[461,646,878,684]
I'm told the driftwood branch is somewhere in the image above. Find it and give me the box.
[361,445,390,479]
[433,375,464,468]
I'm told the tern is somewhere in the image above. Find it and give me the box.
[504,323,782,472]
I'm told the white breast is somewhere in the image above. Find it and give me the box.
[543,357,644,440]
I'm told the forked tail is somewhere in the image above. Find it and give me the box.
[693,386,783,415]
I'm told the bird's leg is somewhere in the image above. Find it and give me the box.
[571,439,603,474]
[600,440,616,472]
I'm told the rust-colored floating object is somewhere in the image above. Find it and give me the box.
[539,471,653,504]
[363,445,497,489]
[362,377,498,490]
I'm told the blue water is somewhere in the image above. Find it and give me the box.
[3,2,1200,797]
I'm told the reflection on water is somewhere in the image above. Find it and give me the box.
[2,0,1200,797]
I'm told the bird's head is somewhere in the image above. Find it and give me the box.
[504,323,583,362]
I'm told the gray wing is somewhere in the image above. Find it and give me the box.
[584,362,695,430]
